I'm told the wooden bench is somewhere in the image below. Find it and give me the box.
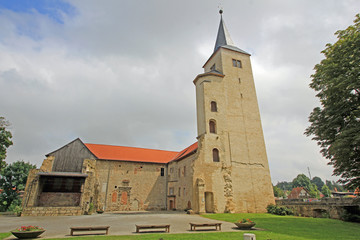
[70,226,110,236]
[135,224,170,233]
[189,222,222,231]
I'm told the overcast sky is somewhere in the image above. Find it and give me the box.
[1,0,359,184]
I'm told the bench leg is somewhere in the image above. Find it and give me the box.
[70,230,74,236]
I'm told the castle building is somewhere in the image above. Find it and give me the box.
[22,11,274,216]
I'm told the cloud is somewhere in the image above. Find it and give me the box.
[1,0,359,184]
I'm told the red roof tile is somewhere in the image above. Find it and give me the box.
[171,142,198,161]
[85,143,179,164]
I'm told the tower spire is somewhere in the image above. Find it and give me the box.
[214,10,235,52]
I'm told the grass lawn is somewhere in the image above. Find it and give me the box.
[204,213,360,240]
[1,213,359,240]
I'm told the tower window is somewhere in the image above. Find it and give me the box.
[209,120,217,134]
[213,148,220,162]
[210,64,216,71]
[160,168,165,176]
[232,59,242,68]
[211,101,217,112]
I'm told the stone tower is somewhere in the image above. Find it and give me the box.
[192,11,274,213]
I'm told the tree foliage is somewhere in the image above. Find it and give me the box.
[305,14,360,189]
[311,176,325,190]
[0,117,13,170]
[0,161,36,211]
[276,181,293,191]
[321,184,332,197]
[292,174,320,198]
[273,185,286,198]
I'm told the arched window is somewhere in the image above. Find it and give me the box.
[209,120,216,134]
[213,148,220,162]
[211,101,217,112]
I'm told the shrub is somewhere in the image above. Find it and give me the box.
[267,204,294,216]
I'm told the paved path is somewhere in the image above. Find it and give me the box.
[0,211,241,239]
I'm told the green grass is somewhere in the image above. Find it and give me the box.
[1,213,359,240]
[204,213,360,240]
[0,232,11,239]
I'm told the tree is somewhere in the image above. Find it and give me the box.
[0,117,13,170]
[311,176,325,190]
[0,161,36,211]
[305,14,360,189]
[273,185,286,198]
[292,174,320,198]
[276,181,293,191]
[321,185,332,197]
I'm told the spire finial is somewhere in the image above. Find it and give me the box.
[218,2,223,15]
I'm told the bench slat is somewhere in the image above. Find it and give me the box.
[136,224,170,233]
[189,223,221,231]
[70,226,110,236]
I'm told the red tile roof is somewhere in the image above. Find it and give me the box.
[288,187,309,199]
[85,142,198,164]
[171,142,198,161]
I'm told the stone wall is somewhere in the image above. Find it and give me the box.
[167,153,197,210]
[94,160,167,212]
[22,206,82,216]
[192,46,274,214]
[276,198,360,219]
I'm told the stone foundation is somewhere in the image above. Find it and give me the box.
[22,206,82,216]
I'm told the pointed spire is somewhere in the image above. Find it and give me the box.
[214,10,235,52]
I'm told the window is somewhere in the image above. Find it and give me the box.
[211,101,217,112]
[210,64,216,71]
[213,148,220,162]
[169,187,174,195]
[183,166,186,177]
[183,188,186,196]
[178,168,181,178]
[178,187,181,196]
[209,120,216,134]
[232,59,242,68]
[170,167,173,173]
[160,168,165,176]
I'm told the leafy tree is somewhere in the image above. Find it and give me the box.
[321,184,332,197]
[276,181,293,191]
[292,174,320,198]
[0,117,13,170]
[311,176,325,190]
[0,161,36,211]
[273,185,286,198]
[305,14,360,189]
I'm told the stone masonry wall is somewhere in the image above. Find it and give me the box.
[95,160,167,212]
[22,207,82,216]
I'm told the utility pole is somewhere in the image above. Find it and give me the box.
[307,167,312,180]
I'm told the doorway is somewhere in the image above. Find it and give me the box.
[205,192,214,213]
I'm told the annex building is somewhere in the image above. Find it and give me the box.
[22,12,275,216]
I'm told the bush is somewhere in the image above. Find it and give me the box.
[267,204,294,216]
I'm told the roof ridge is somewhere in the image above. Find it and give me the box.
[84,143,178,153]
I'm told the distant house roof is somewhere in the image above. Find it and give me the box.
[84,142,198,164]
[288,187,310,199]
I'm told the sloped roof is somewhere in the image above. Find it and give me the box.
[288,187,309,199]
[84,142,198,164]
[171,142,198,162]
